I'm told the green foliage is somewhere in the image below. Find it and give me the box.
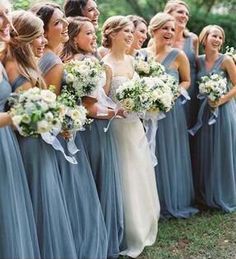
[13,0,30,10]
[188,12,236,51]
[13,0,235,46]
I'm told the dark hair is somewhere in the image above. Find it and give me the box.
[64,0,88,17]
[61,16,92,61]
[31,2,61,31]
[127,15,147,28]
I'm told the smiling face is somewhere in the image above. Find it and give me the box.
[0,3,11,42]
[170,4,189,30]
[31,30,48,58]
[112,24,134,50]
[82,0,100,27]
[74,21,96,53]
[205,28,224,51]
[45,8,69,46]
[153,20,175,46]
[131,22,147,50]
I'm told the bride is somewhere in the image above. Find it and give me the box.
[102,15,160,258]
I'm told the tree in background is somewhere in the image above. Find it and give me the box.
[13,0,236,48]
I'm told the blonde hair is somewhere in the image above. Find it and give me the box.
[9,10,46,88]
[164,0,190,37]
[148,12,175,37]
[0,0,11,10]
[164,0,189,14]
[102,15,132,48]
[199,25,225,46]
[61,16,93,62]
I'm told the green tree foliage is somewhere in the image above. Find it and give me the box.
[12,0,235,47]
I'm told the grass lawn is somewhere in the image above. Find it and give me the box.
[120,210,236,259]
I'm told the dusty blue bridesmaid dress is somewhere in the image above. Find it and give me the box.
[182,35,198,128]
[0,64,40,259]
[144,49,198,218]
[79,117,125,259]
[11,75,77,259]
[191,54,236,212]
[39,51,108,259]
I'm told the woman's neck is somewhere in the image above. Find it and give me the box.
[127,47,137,57]
[110,46,126,61]
[153,43,171,55]
[174,27,185,42]
[205,49,220,62]
[45,43,62,55]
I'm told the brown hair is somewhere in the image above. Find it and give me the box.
[61,16,93,62]
[9,10,46,88]
[102,15,132,48]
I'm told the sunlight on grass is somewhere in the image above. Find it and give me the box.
[120,210,236,259]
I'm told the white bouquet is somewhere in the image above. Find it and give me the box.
[57,89,91,132]
[144,74,178,113]
[116,78,151,113]
[64,58,104,98]
[8,87,63,136]
[225,46,236,63]
[135,56,165,77]
[199,73,227,101]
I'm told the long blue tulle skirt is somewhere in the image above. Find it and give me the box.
[0,127,40,259]
[79,119,124,259]
[155,99,198,218]
[56,134,108,259]
[17,135,77,259]
[192,99,236,212]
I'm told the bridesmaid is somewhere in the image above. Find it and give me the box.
[0,3,40,259]
[145,12,198,218]
[98,15,148,59]
[64,0,100,28]
[191,25,236,212]
[5,10,77,259]
[32,3,108,258]
[127,15,148,57]
[61,16,125,259]
[164,0,199,128]
[102,16,160,258]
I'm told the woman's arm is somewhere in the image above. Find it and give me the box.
[176,51,191,90]
[0,112,12,127]
[43,63,64,95]
[214,56,236,106]
[103,64,112,95]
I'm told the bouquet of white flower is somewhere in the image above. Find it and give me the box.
[144,74,178,113]
[225,46,236,63]
[57,89,91,132]
[199,73,227,102]
[8,87,63,136]
[116,78,151,113]
[64,58,104,98]
[135,56,165,77]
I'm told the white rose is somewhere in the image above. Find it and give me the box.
[121,98,134,111]
[25,102,37,113]
[12,115,22,126]
[37,120,50,133]
[66,73,75,83]
[41,90,57,103]
[21,114,31,124]
[44,112,54,122]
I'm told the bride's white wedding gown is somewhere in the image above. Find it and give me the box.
[109,74,160,258]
